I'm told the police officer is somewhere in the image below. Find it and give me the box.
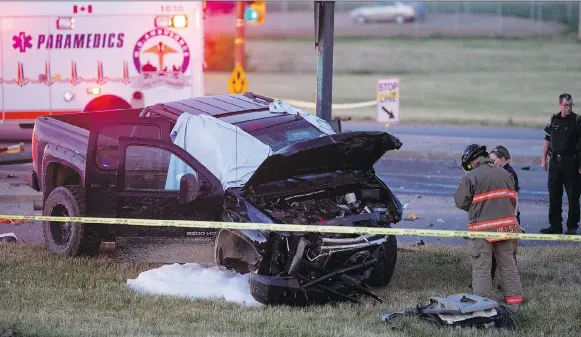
[454,144,523,311]
[541,93,581,235]
[490,145,521,225]
[489,145,522,283]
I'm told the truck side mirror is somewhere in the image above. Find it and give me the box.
[178,173,201,204]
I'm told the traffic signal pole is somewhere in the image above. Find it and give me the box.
[235,1,245,68]
[314,1,335,123]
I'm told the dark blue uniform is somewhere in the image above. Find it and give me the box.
[543,112,581,234]
[503,163,520,224]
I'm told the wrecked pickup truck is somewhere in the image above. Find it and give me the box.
[27,93,404,305]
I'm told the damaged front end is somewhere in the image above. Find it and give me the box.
[214,131,403,306]
[216,175,402,305]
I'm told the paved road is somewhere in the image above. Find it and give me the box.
[343,122,545,164]
[343,122,544,141]
[375,156,549,203]
[0,124,33,142]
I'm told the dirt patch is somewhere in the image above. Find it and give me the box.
[206,11,569,38]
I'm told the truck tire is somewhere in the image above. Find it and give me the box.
[43,186,102,257]
[366,235,398,287]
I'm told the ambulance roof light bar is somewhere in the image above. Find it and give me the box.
[57,17,75,30]
[155,15,188,28]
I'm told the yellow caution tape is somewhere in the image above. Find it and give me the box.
[1,214,580,242]
[276,99,378,110]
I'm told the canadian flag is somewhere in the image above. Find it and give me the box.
[73,5,93,14]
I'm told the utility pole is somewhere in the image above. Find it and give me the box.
[578,1,581,40]
[235,1,245,68]
[314,1,335,123]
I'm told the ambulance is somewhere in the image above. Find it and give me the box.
[0,1,205,128]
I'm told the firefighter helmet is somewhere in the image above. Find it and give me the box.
[461,144,488,171]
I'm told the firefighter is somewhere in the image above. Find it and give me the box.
[541,93,581,235]
[454,144,523,311]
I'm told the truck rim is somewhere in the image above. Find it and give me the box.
[49,204,72,246]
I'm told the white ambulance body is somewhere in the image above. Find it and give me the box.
[0,1,204,127]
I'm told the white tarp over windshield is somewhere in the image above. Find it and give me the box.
[268,99,337,135]
[165,113,273,191]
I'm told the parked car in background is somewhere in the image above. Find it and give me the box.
[404,1,426,21]
[350,1,424,24]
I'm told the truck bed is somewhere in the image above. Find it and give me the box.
[31,108,144,192]
[49,108,144,132]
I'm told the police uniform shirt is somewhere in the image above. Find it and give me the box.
[503,163,519,192]
[543,112,581,156]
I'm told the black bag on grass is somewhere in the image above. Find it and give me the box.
[381,293,516,330]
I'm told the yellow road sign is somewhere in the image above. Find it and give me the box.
[228,64,248,94]
[376,90,399,101]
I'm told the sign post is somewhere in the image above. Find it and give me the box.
[228,1,249,94]
[376,77,400,123]
[228,63,248,94]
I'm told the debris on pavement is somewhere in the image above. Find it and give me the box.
[403,203,409,209]
[405,213,419,221]
[417,195,422,199]
[417,240,425,246]
[437,218,445,223]
[521,166,530,171]
[428,223,434,228]
[0,218,29,225]
[0,233,18,244]
[0,143,24,155]
[6,174,16,179]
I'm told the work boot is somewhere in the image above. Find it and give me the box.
[565,228,578,235]
[540,226,562,234]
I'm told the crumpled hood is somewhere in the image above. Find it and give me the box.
[243,131,402,189]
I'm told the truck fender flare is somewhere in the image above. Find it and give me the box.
[42,144,85,200]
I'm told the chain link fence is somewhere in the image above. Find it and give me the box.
[263,1,579,37]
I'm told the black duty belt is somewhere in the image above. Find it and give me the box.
[554,153,577,161]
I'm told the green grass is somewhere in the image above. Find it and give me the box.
[2,243,581,336]
[206,37,581,127]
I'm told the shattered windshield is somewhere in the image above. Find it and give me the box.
[246,119,325,151]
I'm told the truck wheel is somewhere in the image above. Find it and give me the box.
[43,186,102,257]
[366,235,398,287]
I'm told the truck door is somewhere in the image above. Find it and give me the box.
[1,16,51,123]
[114,137,224,240]
[85,117,170,222]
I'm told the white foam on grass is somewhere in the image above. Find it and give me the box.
[127,263,263,307]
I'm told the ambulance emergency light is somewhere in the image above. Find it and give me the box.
[155,15,188,28]
[57,17,75,29]
[87,87,101,95]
